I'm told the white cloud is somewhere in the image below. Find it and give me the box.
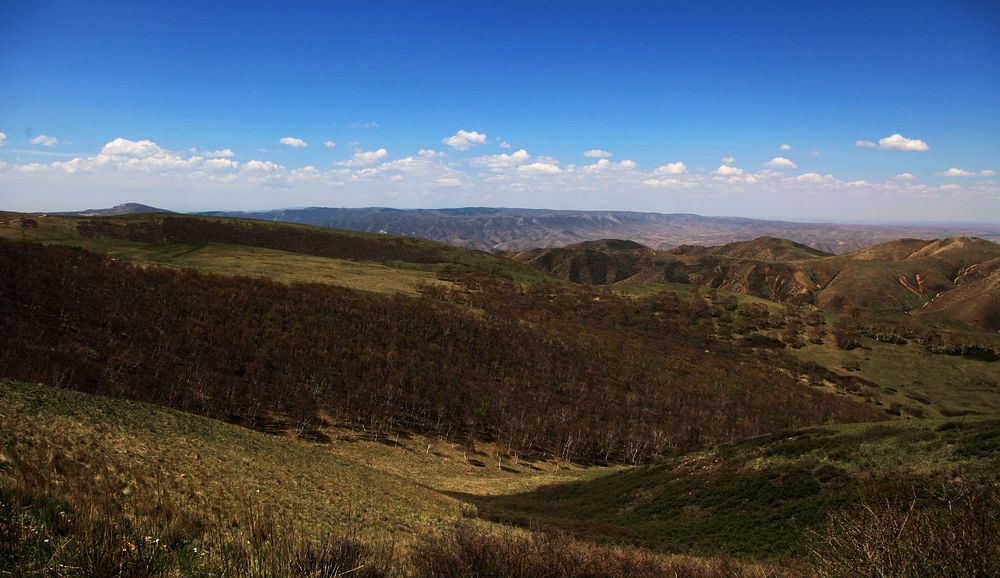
[580,159,636,173]
[895,172,917,181]
[469,149,531,170]
[716,164,743,176]
[204,149,235,158]
[338,148,389,166]
[242,159,284,172]
[497,138,511,149]
[937,167,997,177]
[203,158,239,171]
[720,156,736,165]
[418,149,445,158]
[101,137,162,158]
[0,132,6,146]
[517,162,561,174]
[323,140,336,148]
[434,177,463,187]
[877,133,929,152]
[442,129,488,151]
[938,167,975,177]
[654,162,687,175]
[31,135,59,147]
[855,139,877,149]
[583,149,613,159]
[795,172,834,184]
[779,144,792,151]
[279,137,308,148]
[765,157,797,169]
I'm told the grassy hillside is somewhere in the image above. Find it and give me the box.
[0,379,794,577]
[0,212,547,295]
[789,334,1000,418]
[468,416,1000,559]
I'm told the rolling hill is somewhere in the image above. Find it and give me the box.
[512,235,1000,328]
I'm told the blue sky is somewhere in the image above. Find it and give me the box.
[1,0,998,221]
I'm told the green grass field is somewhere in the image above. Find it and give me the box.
[0,213,549,295]
[790,335,1000,418]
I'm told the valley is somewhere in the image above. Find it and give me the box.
[1,211,998,576]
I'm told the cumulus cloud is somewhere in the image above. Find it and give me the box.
[518,162,561,174]
[765,157,797,169]
[795,172,834,184]
[0,132,6,146]
[338,148,389,166]
[442,129,488,151]
[583,149,613,159]
[895,172,917,181]
[938,167,975,177]
[204,149,235,158]
[418,149,445,158]
[203,158,239,171]
[323,140,336,148]
[242,159,284,172]
[779,144,792,151]
[938,167,997,177]
[716,164,743,176]
[580,159,636,173]
[469,149,532,170]
[858,133,930,152]
[654,162,687,175]
[720,156,736,165]
[878,133,929,152]
[279,137,308,148]
[101,138,162,158]
[31,135,59,147]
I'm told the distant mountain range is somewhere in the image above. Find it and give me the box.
[199,206,1000,254]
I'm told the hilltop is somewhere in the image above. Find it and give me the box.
[54,202,172,216]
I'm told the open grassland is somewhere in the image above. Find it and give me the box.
[789,333,1000,418]
[467,416,1000,560]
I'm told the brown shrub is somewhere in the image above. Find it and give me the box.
[811,481,1000,577]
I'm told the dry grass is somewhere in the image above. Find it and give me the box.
[0,380,796,576]
[810,481,1000,577]
[410,524,800,578]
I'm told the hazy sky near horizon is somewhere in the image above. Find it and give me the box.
[1,1,998,221]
